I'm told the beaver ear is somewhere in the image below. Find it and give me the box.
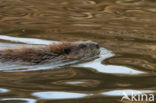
[63,48,71,54]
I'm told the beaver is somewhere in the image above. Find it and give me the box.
[0,41,99,65]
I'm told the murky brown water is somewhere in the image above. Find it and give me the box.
[0,0,156,103]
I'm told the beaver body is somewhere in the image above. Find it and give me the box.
[0,41,99,65]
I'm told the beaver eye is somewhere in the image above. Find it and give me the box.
[63,48,71,54]
[96,44,99,49]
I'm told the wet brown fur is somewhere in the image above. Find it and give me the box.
[0,42,72,64]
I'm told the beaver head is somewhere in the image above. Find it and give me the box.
[57,41,100,60]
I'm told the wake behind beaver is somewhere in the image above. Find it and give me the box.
[0,41,100,65]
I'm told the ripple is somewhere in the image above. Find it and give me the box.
[66,81,85,85]
[116,0,144,5]
[0,35,58,45]
[52,80,100,87]
[101,89,154,96]
[74,48,144,75]
[0,98,37,103]
[0,0,155,103]
[0,60,79,72]
[0,88,9,93]
[71,12,94,20]
[32,91,92,100]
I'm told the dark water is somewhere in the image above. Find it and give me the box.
[0,0,156,103]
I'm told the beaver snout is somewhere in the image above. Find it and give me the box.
[77,42,99,55]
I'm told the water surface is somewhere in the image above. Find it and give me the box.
[0,0,156,103]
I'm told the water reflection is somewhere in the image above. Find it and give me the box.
[66,81,85,85]
[101,89,154,96]
[0,88,9,93]
[53,79,100,87]
[0,0,156,102]
[0,35,58,45]
[116,0,145,6]
[32,91,91,100]
[0,98,37,103]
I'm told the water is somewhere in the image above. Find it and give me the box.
[0,0,156,103]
